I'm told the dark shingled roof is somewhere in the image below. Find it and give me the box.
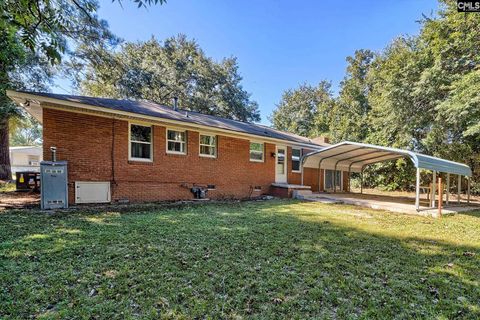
[23,91,323,147]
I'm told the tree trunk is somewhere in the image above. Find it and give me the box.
[0,114,12,181]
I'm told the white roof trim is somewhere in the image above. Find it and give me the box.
[6,90,325,150]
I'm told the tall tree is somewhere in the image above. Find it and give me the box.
[0,0,121,179]
[9,113,43,146]
[77,35,260,122]
[270,81,334,137]
[329,49,374,143]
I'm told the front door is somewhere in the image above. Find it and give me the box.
[276,146,287,183]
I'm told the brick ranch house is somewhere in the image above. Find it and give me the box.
[7,90,349,204]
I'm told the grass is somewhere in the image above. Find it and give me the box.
[0,182,15,193]
[1,200,479,319]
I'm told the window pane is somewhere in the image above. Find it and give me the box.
[325,170,333,189]
[168,141,184,153]
[131,125,151,142]
[292,148,301,158]
[250,142,263,160]
[250,142,263,152]
[200,145,215,156]
[168,130,185,142]
[292,148,301,171]
[131,142,151,159]
[325,170,341,190]
[292,160,300,171]
[200,135,215,146]
[250,151,263,160]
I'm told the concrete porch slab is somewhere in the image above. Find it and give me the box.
[302,192,479,217]
[271,183,311,189]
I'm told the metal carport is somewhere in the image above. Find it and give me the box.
[300,141,472,211]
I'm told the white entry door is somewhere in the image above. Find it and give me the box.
[275,146,287,183]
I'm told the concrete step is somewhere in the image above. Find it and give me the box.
[292,189,313,199]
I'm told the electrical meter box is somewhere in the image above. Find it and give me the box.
[40,161,68,210]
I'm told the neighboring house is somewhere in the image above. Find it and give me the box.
[9,146,43,175]
[7,90,348,204]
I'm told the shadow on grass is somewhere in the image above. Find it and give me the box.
[0,200,479,319]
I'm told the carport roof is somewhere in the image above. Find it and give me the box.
[302,141,472,176]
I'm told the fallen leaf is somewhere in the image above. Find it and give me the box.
[89,289,97,297]
[272,297,283,304]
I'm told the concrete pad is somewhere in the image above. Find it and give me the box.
[303,192,480,217]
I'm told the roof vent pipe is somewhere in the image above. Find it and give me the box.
[173,97,178,111]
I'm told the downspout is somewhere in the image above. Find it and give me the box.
[111,117,116,199]
[317,158,323,192]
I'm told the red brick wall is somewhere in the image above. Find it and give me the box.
[43,108,276,204]
[42,108,348,204]
[287,146,302,185]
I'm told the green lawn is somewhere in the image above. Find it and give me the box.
[0,182,15,193]
[1,200,479,319]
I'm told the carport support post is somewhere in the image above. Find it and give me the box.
[360,169,363,194]
[348,168,351,193]
[431,171,436,208]
[457,175,461,204]
[415,167,420,211]
[300,164,304,186]
[467,177,470,204]
[446,173,450,205]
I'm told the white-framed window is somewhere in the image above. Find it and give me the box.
[249,142,264,162]
[129,123,153,161]
[292,148,302,172]
[324,170,343,191]
[167,129,187,154]
[199,134,217,157]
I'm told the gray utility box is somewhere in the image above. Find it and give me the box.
[40,161,68,210]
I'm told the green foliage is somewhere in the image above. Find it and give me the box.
[330,49,374,143]
[0,0,153,64]
[9,113,42,146]
[271,1,480,192]
[269,81,334,138]
[1,200,479,318]
[77,35,260,122]
[0,181,15,192]
[116,0,167,8]
[0,0,119,179]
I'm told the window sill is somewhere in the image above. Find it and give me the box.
[292,171,301,174]
[199,155,217,159]
[250,159,264,163]
[128,160,154,165]
[166,151,187,156]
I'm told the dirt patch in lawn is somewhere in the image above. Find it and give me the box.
[0,191,40,210]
